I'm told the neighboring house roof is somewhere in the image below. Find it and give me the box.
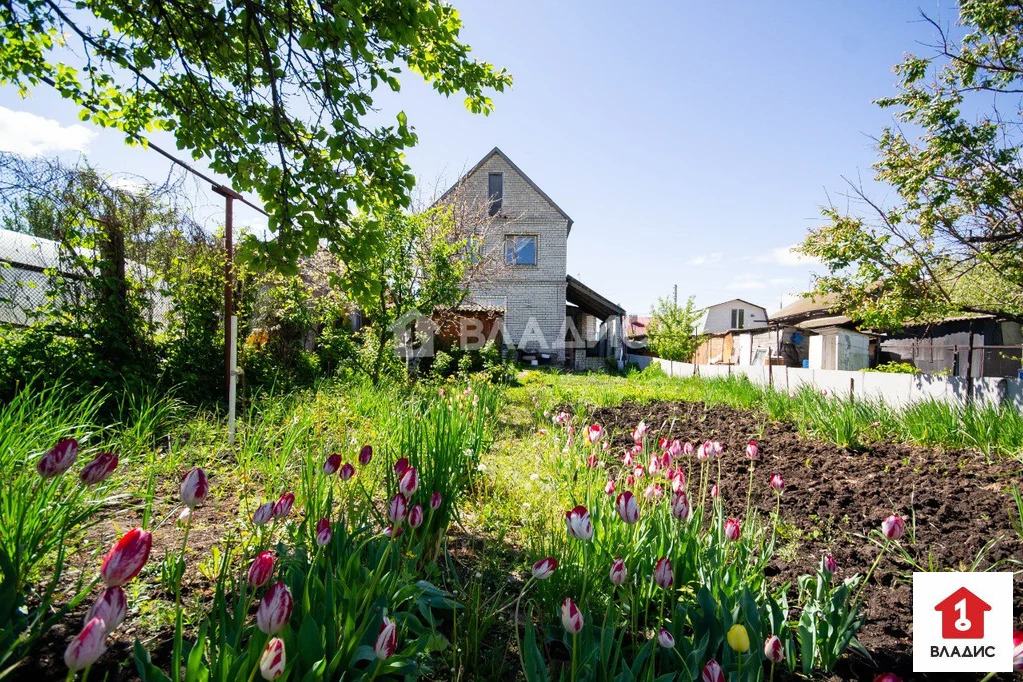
[796,315,854,330]
[567,275,625,319]
[769,293,840,324]
[701,298,767,312]
[434,146,575,235]
[626,315,651,339]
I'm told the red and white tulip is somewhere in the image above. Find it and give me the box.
[180,467,208,508]
[609,557,627,586]
[408,503,424,529]
[64,616,107,671]
[881,515,905,540]
[653,557,673,589]
[701,658,725,682]
[724,518,741,542]
[587,424,604,445]
[615,491,639,524]
[388,494,408,524]
[100,528,152,587]
[560,597,584,634]
[658,628,675,648]
[430,491,442,509]
[248,551,275,587]
[531,557,557,580]
[80,452,118,485]
[769,473,785,492]
[398,466,419,498]
[273,492,294,519]
[764,634,784,662]
[253,501,275,525]
[315,518,331,546]
[374,617,398,659]
[84,586,126,635]
[565,505,593,540]
[259,638,286,680]
[256,581,293,635]
[38,438,79,478]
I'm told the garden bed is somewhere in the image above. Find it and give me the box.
[589,400,1023,680]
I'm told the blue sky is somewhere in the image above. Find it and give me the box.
[0,0,960,314]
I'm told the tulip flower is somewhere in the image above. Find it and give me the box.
[647,456,659,476]
[383,524,403,538]
[398,466,419,498]
[632,465,645,480]
[100,528,152,587]
[531,557,557,580]
[323,454,342,475]
[671,491,690,521]
[727,624,750,653]
[430,491,442,509]
[273,492,294,519]
[668,440,682,458]
[658,437,668,450]
[408,503,424,529]
[608,556,628,586]
[85,586,126,635]
[881,515,905,540]
[565,505,593,540]
[586,454,598,469]
[387,494,408,524]
[358,444,373,465]
[653,557,673,589]
[1014,630,1023,670]
[615,491,639,524]
[724,518,741,542]
[80,452,118,485]
[315,518,331,546]
[393,457,409,476]
[256,581,293,635]
[248,551,275,587]
[670,469,686,493]
[682,442,694,456]
[252,502,275,525]
[604,479,615,496]
[769,473,785,492]
[764,634,784,662]
[710,484,719,498]
[374,617,398,660]
[701,658,725,682]
[339,463,355,481]
[178,507,191,525]
[587,424,604,445]
[746,441,759,460]
[873,675,901,682]
[696,443,710,461]
[823,553,837,574]
[643,483,663,500]
[560,597,584,634]
[64,616,107,671]
[631,420,647,443]
[657,628,675,648]
[626,474,635,487]
[602,441,609,451]
[622,451,634,467]
[259,638,286,680]
[38,438,79,478]
[180,467,208,508]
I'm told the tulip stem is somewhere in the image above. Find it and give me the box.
[736,652,743,680]
[853,536,891,611]
[744,463,755,520]
[570,631,578,682]
[769,661,775,682]
[172,514,192,682]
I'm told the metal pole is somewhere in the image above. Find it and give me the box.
[212,184,243,397]
[228,315,238,445]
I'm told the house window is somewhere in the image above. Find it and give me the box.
[488,173,503,216]
[730,308,745,329]
[505,235,537,266]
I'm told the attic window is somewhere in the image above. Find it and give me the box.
[488,173,503,216]
[730,308,745,329]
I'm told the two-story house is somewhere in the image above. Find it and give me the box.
[436,147,624,368]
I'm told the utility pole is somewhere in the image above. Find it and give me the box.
[673,284,677,306]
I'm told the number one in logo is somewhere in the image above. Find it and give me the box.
[953,597,972,633]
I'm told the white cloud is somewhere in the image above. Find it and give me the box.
[768,244,820,267]
[0,106,96,156]
[685,252,723,267]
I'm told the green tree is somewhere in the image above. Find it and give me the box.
[0,0,511,285]
[799,1,1023,328]
[647,294,703,362]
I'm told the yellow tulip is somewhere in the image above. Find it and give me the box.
[727,624,750,653]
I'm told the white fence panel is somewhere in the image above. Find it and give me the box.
[860,373,914,406]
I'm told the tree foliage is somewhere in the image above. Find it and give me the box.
[647,294,703,363]
[799,0,1023,328]
[0,0,511,292]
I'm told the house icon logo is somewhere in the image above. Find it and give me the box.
[934,587,992,640]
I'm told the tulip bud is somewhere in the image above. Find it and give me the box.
[746,441,759,460]
[565,505,593,541]
[632,465,645,480]
[657,628,674,649]
[764,634,784,662]
[671,491,690,521]
[872,675,902,682]
[429,491,442,509]
[256,581,293,635]
[248,551,275,587]
[273,492,294,519]
[823,553,837,574]
[724,518,741,542]
[881,515,905,540]
[626,474,635,487]
[668,440,682,458]
[398,466,419,498]
[178,507,191,525]
[1014,630,1023,670]
[682,442,694,456]
[408,503,424,529]
[359,444,373,465]
[100,528,152,587]
[615,491,640,525]
[586,424,604,445]
[622,451,634,467]
[374,617,398,660]
[769,473,785,492]
[387,494,408,524]
[658,437,668,450]
[531,557,557,580]
[653,557,673,589]
[323,454,342,475]
[393,457,409,476]
[727,624,750,653]
[586,454,598,469]
[80,452,118,485]
[609,557,627,586]
[560,597,584,634]
[315,518,331,546]
[38,438,79,478]
[84,586,126,635]
[604,479,615,496]
[701,658,725,682]
[383,524,403,539]
[253,501,274,526]
[647,456,659,476]
[339,463,355,481]
[710,484,719,498]
[179,467,208,508]
[259,638,286,680]
[602,441,609,451]
[64,616,107,671]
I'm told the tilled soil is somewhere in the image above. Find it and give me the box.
[589,400,1023,681]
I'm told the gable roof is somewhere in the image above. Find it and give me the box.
[434,147,575,235]
[702,298,767,312]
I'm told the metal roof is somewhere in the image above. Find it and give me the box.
[566,275,625,319]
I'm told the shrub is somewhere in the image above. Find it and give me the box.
[867,361,919,374]
[432,350,455,378]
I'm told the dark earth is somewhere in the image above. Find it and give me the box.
[588,400,1023,681]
